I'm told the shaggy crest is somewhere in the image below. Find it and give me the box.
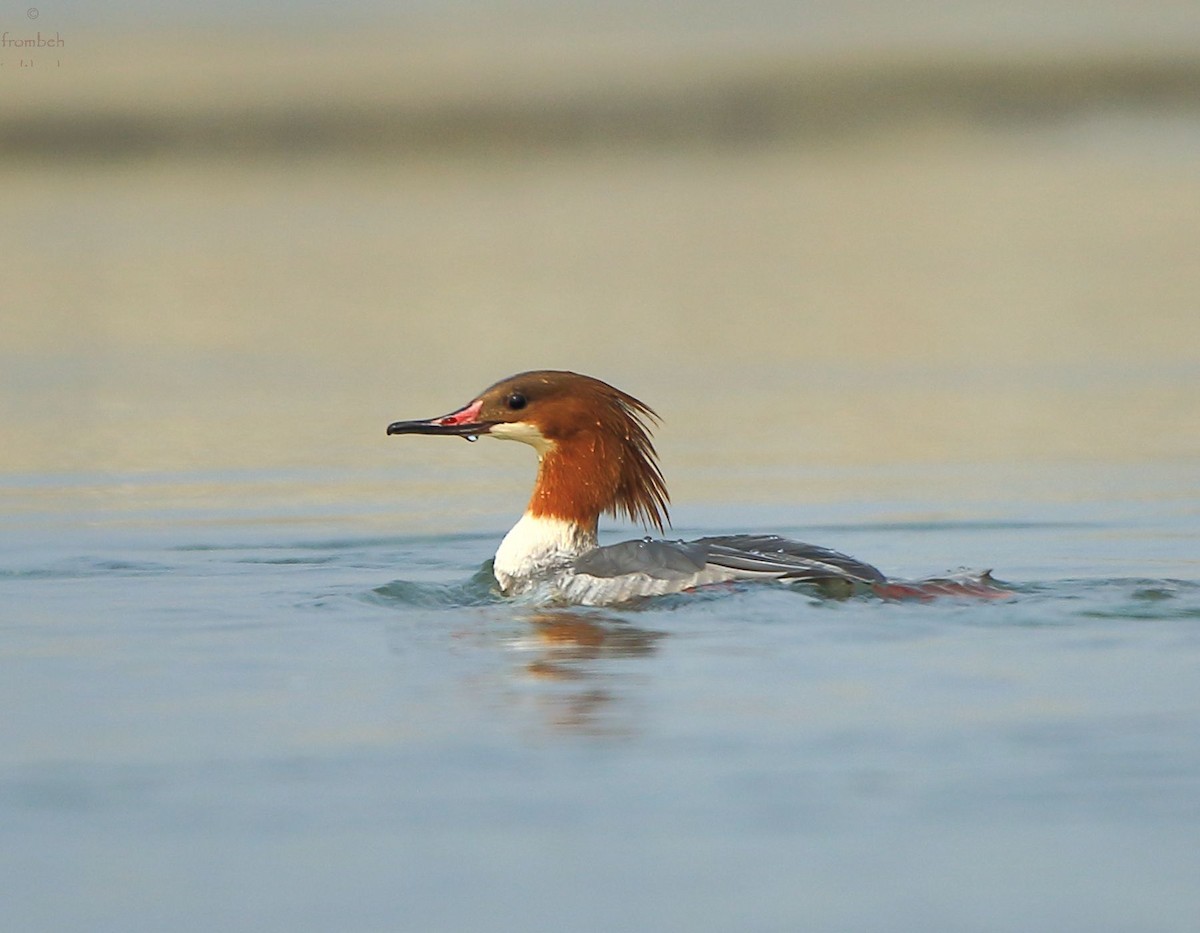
[474,370,670,533]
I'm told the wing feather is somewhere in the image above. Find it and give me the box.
[571,533,885,586]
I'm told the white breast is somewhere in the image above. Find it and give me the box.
[493,513,598,594]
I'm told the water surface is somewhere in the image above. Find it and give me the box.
[3,459,1199,932]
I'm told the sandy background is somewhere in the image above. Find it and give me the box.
[2,13,1198,521]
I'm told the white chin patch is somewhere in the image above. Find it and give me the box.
[488,421,553,454]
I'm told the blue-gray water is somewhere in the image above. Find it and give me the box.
[4,461,1199,933]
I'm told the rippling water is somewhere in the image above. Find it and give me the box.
[3,460,1199,932]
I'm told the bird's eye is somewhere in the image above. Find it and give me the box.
[506,393,527,410]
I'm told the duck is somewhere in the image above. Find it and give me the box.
[387,370,1001,605]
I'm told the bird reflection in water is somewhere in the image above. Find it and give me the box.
[510,609,664,735]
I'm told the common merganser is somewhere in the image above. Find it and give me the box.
[387,370,1002,606]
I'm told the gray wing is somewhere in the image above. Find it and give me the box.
[571,533,884,585]
[693,534,885,584]
[571,537,710,580]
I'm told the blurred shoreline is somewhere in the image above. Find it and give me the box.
[3,23,1198,481]
[2,34,1199,159]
